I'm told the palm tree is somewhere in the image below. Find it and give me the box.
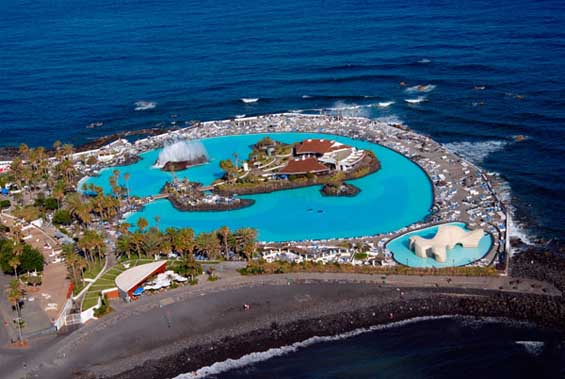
[195,232,221,260]
[6,279,24,343]
[116,234,133,260]
[8,256,20,279]
[123,172,131,204]
[53,180,65,209]
[175,228,195,257]
[235,228,257,261]
[218,226,230,260]
[154,215,161,230]
[136,217,148,233]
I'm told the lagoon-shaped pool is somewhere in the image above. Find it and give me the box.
[85,133,433,241]
[386,222,493,268]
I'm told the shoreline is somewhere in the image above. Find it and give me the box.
[6,268,562,379]
[108,286,564,379]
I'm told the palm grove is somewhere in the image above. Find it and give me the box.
[0,142,259,298]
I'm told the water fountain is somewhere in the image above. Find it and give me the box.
[155,140,209,171]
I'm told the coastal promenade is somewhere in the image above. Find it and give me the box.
[3,267,561,379]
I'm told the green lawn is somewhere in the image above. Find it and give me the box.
[81,258,154,310]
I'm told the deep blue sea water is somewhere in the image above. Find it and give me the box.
[197,318,564,379]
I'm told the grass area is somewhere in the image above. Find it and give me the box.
[73,261,106,295]
[81,258,154,310]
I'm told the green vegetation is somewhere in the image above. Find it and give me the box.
[0,237,44,275]
[239,260,499,277]
[353,252,368,261]
[0,199,10,209]
[52,209,72,225]
[93,295,112,317]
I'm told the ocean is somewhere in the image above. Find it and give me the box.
[1,1,564,376]
[184,317,564,379]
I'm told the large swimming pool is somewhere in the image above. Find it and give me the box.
[386,222,493,268]
[85,132,433,241]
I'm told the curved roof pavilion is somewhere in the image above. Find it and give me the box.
[115,261,167,297]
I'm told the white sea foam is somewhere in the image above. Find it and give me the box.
[241,98,259,103]
[444,140,535,244]
[405,84,436,93]
[326,101,372,118]
[418,58,431,64]
[134,101,157,111]
[174,316,454,379]
[155,140,208,168]
[301,95,312,99]
[404,96,427,104]
[375,115,404,126]
[443,140,508,164]
[506,207,534,246]
[234,114,246,119]
[515,341,544,356]
[377,101,395,108]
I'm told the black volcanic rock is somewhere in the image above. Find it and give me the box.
[161,156,208,171]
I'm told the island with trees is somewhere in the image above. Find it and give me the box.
[214,136,380,197]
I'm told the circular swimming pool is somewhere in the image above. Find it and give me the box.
[85,132,433,241]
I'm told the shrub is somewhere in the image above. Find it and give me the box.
[0,199,10,209]
[53,209,72,225]
[44,197,59,210]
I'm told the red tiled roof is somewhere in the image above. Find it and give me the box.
[279,157,330,175]
[295,139,349,155]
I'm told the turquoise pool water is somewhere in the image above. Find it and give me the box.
[386,222,493,268]
[85,133,433,241]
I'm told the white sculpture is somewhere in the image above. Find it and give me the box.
[409,224,484,263]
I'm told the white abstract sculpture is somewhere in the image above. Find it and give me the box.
[408,225,484,263]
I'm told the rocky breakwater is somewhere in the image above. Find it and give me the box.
[162,181,255,212]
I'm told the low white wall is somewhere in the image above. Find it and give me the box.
[80,296,102,324]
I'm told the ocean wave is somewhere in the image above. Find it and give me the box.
[301,95,312,99]
[234,114,246,119]
[515,341,544,355]
[375,115,404,125]
[418,58,431,64]
[443,140,508,164]
[174,316,454,379]
[377,101,395,108]
[241,98,259,104]
[404,96,427,104]
[405,84,436,93]
[134,100,157,111]
[325,101,373,118]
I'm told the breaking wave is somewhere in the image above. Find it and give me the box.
[241,98,259,103]
[405,96,427,104]
[377,101,395,108]
[134,100,157,111]
[174,316,454,379]
[515,341,544,356]
[443,140,508,164]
